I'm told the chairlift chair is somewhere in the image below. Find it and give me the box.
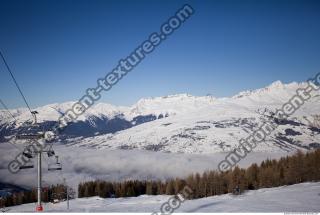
[48,156,62,171]
[19,160,34,169]
[16,110,43,140]
[22,150,34,159]
[47,150,55,157]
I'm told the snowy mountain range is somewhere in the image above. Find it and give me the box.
[1,80,320,153]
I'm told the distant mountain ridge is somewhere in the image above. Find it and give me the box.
[1,80,320,153]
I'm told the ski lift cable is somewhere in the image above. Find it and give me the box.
[0,98,22,150]
[0,98,17,122]
[50,106,64,116]
[7,139,21,150]
[0,50,33,116]
[0,51,65,211]
[8,139,21,150]
[0,50,47,142]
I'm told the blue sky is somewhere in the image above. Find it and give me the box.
[0,0,320,108]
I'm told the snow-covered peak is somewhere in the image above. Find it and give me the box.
[268,80,284,88]
[232,80,309,102]
[259,80,306,92]
[128,93,216,117]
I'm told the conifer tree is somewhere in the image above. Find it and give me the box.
[165,180,175,195]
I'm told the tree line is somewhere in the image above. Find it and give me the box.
[0,184,70,208]
[78,149,320,199]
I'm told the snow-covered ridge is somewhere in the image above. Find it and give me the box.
[0,80,310,123]
[1,80,320,154]
[129,93,216,117]
[232,80,306,99]
[0,93,217,124]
